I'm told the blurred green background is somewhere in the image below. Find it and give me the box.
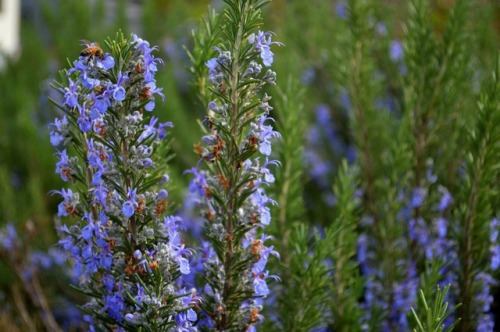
[0,0,499,330]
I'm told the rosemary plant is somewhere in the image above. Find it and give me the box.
[49,33,197,331]
[186,0,281,330]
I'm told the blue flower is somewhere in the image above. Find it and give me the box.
[122,188,138,218]
[185,167,208,197]
[111,72,128,101]
[99,250,113,270]
[55,149,72,181]
[0,223,17,251]
[133,34,156,54]
[105,293,125,322]
[490,218,499,242]
[125,313,142,325]
[67,58,86,74]
[82,244,100,275]
[93,185,108,208]
[206,58,218,72]
[335,2,347,18]
[62,78,79,107]
[49,116,68,146]
[133,35,162,76]
[102,274,115,293]
[409,187,427,209]
[134,284,146,304]
[157,121,173,140]
[438,186,453,211]
[250,187,275,226]
[436,217,448,238]
[90,91,111,117]
[178,256,191,274]
[376,23,388,36]
[252,271,273,297]
[260,158,278,184]
[50,131,64,147]
[144,82,165,112]
[58,234,74,251]
[138,116,159,143]
[122,201,135,218]
[206,58,220,83]
[81,214,97,242]
[491,246,500,270]
[390,40,404,62]
[249,31,282,67]
[86,139,103,168]
[187,308,197,322]
[477,315,494,332]
[77,104,92,132]
[157,189,168,200]
[97,54,115,70]
[252,115,281,156]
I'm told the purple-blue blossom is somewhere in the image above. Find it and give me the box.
[0,223,18,251]
[409,187,427,209]
[335,2,347,19]
[105,293,125,322]
[90,91,111,116]
[250,115,281,156]
[390,40,404,62]
[49,34,196,329]
[185,13,281,328]
[249,31,282,67]
[143,81,165,111]
[49,115,69,146]
[438,186,453,211]
[62,78,79,107]
[111,72,128,101]
[122,188,137,218]
[55,149,73,181]
[185,167,208,197]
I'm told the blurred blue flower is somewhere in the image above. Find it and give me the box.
[390,40,404,62]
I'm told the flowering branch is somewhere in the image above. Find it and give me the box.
[49,32,197,331]
[186,0,281,330]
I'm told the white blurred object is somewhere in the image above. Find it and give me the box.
[0,0,20,70]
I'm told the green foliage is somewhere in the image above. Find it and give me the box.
[266,78,364,328]
[143,1,216,201]
[188,0,280,329]
[341,2,408,330]
[343,0,394,222]
[271,223,332,331]
[0,25,57,232]
[1,0,500,330]
[410,285,461,332]
[399,0,474,307]
[403,0,473,191]
[264,77,312,330]
[455,56,500,332]
[187,7,222,107]
[327,161,363,332]
[266,160,363,331]
[40,0,116,62]
[269,77,307,264]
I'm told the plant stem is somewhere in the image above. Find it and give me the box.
[458,127,489,332]
[219,1,250,329]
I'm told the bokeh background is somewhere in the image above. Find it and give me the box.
[0,0,499,330]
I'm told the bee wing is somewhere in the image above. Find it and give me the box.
[81,39,100,48]
[80,39,92,47]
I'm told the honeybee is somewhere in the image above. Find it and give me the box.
[80,40,104,60]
